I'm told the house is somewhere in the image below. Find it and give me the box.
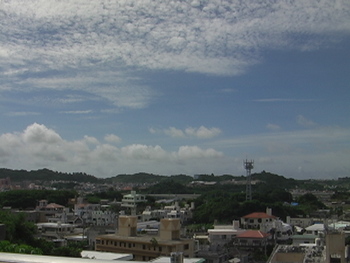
[304,223,325,236]
[36,222,76,243]
[36,200,65,222]
[95,216,195,261]
[196,221,245,263]
[241,208,277,231]
[241,208,293,242]
[234,230,270,248]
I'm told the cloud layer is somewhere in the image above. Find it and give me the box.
[1,0,349,109]
[0,122,349,179]
[0,123,223,177]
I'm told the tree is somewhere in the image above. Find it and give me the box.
[0,211,37,245]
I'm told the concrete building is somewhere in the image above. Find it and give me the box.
[234,230,270,248]
[196,221,245,263]
[121,191,147,216]
[267,231,347,263]
[0,252,204,263]
[241,208,277,231]
[36,200,65,222]
[95,216,195,261]
[241,208,293,242]
[36,222,76,243]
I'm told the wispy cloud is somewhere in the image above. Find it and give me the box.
[5,111,40,117]
[60,110,93,115]
[253,98,319,102]
[296,115,318,127]
[266,123,281,131]
[0,0,348,110]
[151,126,222,139]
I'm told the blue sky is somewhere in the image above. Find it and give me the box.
[0,0,350,179]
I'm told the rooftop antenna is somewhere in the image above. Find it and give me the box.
[244,159,254,201]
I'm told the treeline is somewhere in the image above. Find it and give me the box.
[0,210,86,257]
[193,189,327,224]
[0,190,77,209]
[0,168,100,183]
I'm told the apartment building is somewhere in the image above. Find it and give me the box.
[95,216,195,261]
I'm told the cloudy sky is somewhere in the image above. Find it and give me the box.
[1,0,350,179]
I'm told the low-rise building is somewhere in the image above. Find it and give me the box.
[36,222,76,242]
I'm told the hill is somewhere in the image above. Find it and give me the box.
[0,168,100,183]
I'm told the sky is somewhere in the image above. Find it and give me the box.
[0,0,350,180]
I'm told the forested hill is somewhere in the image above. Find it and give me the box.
[252,170,299,190]
[104,173,194,184]
[0,168,100,183]
[0,168,300,188]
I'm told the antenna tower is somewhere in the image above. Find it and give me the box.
[244,159,254,201]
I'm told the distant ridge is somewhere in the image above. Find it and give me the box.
[0,168,300,188]
[0,168,100,183]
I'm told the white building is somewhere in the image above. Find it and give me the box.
[121,191,146,215]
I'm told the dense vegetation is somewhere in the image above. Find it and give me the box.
[0,190,76,209]
[0,168,99,183]
[0,210,86,257]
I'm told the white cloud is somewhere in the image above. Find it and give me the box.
[154,126,222,139]
[164,127,185,138]
[0,123,349,178]
[60,110,93,115]
[266,123,281,131]
[5,111,40,117]
[22,123,62,144]
[296,115,317,127]
[121,144,168,160]
[176,146,223,159]
[0,123,226,176]
[185,126,222,139]
[104,134,122,144]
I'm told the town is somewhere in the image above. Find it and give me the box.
[0,168,350,263]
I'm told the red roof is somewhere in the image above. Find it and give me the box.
[45,203,64,208]
[242,212,276,219]
[237,230,270,239]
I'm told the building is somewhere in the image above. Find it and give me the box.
[267,230,347,263]
[121,191,147,216]
[95,216,195,261]
[241,208,293,242]
[234,230,270,248]
[196,221,245,263]
[0,252,204,263]
[36,200,65,222]
[36,222,76,243]
[241,208,277,231]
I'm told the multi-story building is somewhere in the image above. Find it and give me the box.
[121,191,146,216]
[196,221,245,263]
[95,216,195,261]
[36,222,76,242]
[241,208,277,231]
[241,208,293,242]
[36,200,65,222]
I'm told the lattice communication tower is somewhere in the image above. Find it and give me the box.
[244,159,254,201]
